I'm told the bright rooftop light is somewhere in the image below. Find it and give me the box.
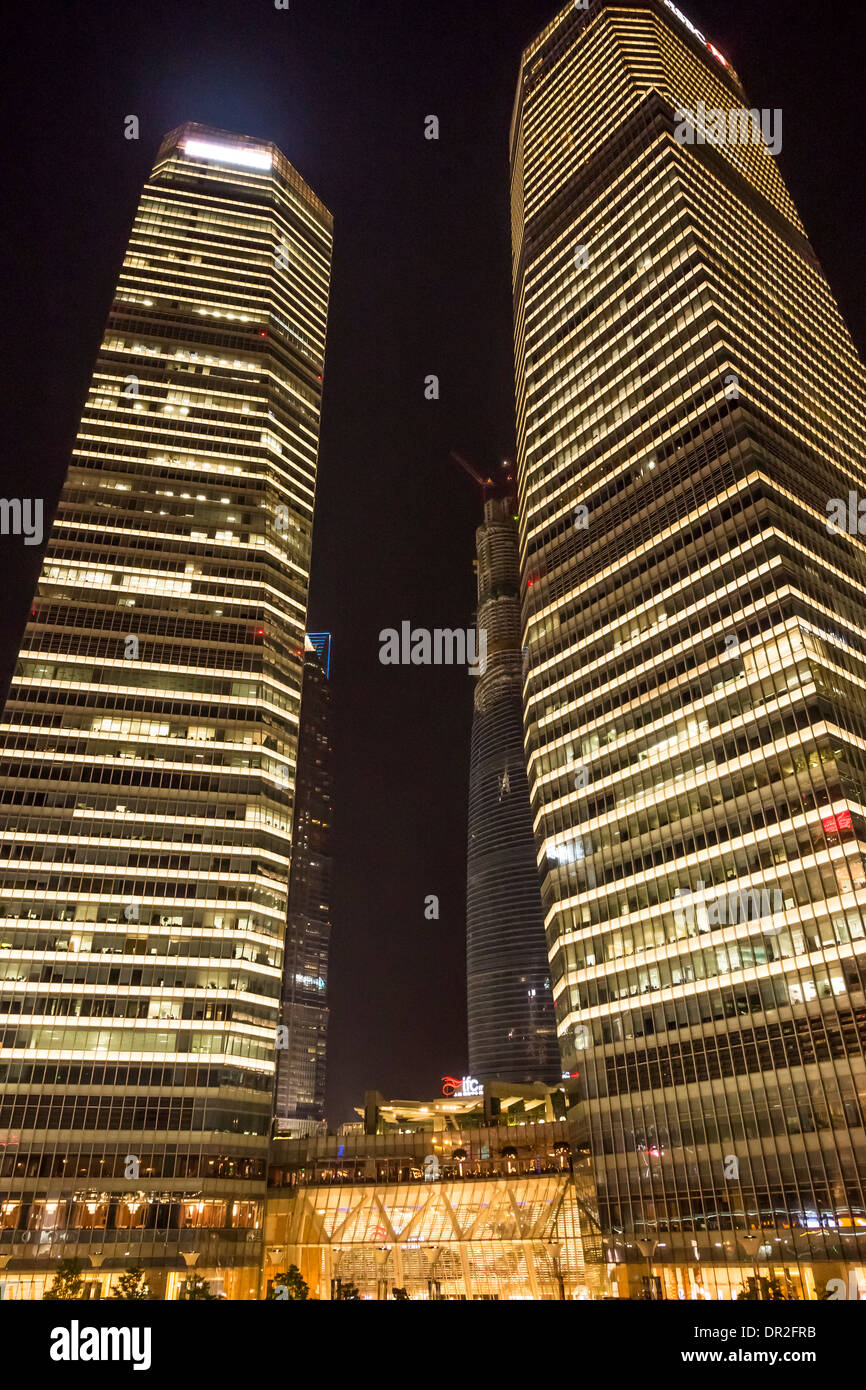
[184,138,272,171]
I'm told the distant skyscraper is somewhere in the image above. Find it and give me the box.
[275,634,333,1135]
[0,124,332,1300]
[511,0,866,1297]
[467,495,561,1084]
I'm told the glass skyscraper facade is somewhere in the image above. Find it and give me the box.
[511,0,866,1296]
[0,124,332,1299]
[274,634,333,1135]
[467,497,561,1084]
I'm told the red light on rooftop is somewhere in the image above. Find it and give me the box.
[259,331,267,338]
[255,628,265,637]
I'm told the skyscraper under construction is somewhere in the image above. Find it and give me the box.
[467,494,561,1085]
[512,0,866,1297]
[0,124,332,1299]
[274,633,333,1136]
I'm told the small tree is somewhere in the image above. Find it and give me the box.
[43,1260,85,1301]
[737,1276,789,1301]
[392,1287,410,1301]
[335,1280,361,1301]
[109,1267,151,1300]
[179,1272,218,1300]
[268,1266,309,1301]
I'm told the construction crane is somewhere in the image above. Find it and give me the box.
[449,451,495,497]
[449,452,518,498]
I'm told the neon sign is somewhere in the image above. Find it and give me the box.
[442,1075,483,1098]
[663,0,729,68]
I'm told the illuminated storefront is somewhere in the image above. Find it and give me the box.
[265,1083,606,1300]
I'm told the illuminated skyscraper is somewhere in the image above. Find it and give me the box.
[511,0,866,1297]
[274,633,333,1135]
[0,124,332,1299]
[467,497,560,1084]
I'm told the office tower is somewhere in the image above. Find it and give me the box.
[274,633,333,1135]
[467,496,561,1084]
[511,0,866,1298]
[0,124,332,1300]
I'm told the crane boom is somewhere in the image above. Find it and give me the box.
[449,451,494,494]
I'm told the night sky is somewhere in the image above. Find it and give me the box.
[3,0,865,1125]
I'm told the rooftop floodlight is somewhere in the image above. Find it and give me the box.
[184,138,272,171]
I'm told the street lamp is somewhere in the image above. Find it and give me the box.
[549,1240,565,1300]
[636,1239,659,1299]
[739,1235,763,1299]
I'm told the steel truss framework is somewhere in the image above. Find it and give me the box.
[265,1174,602,1299]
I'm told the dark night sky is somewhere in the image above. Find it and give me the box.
[2,0,865,1125]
